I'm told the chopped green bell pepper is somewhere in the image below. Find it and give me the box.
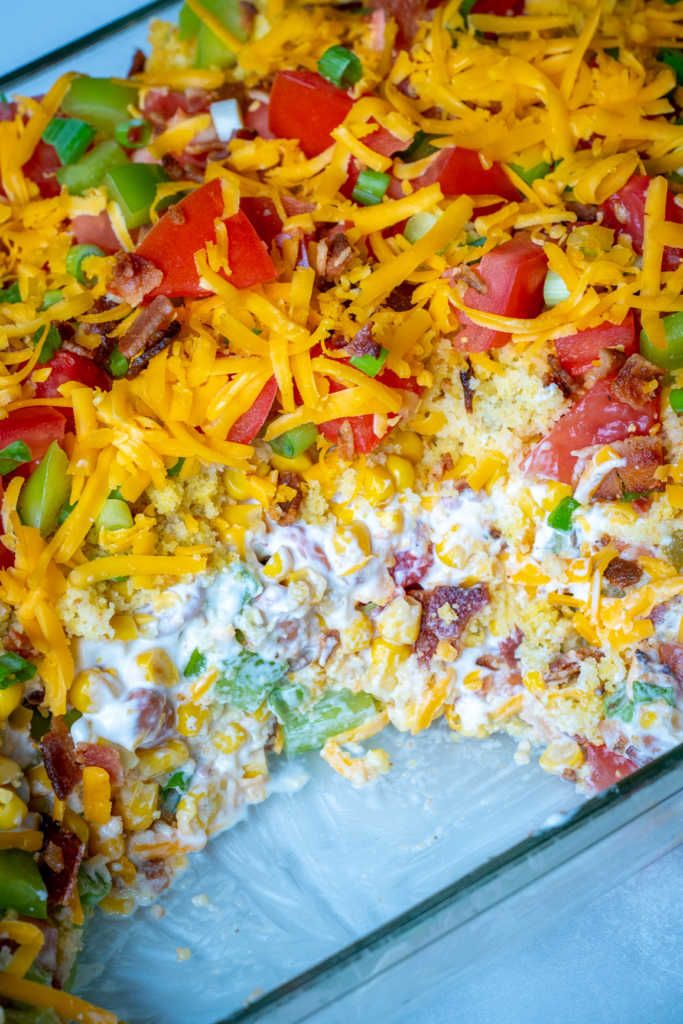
[547,496,580,531]
[270,423,317,458]
[0,440,31,476]
[0,849,48,919]
[18,441,71,537]
[269,686,378,755]
[216,649,287,712]
[640,311,683,369]
[0,650,36,690]
[180,0,252,69]
[104,163,168,229]
[95,496,133,532]
[60,77,138,135]
[56,139,127,196]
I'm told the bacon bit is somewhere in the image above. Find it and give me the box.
[410,583,489,663]
[659,642,683,691]
[161,153,199,182]
[500,627,523,668]
[448,264,487,295]
[272,470,303,525]
[609,354,663,410]
[75,742,124,788]
[347,324,380,358]
[591,436,665,501]
[109,252,163,307]
[384,281,415,312]
[127,48,146,78]
[603,557,643,589]
[139,858,171,896]
[119,295,176,360]
[391,541,434,588]
[546,649,601,687]
[459,358,476,413]
[126,319,181,379]
[544,353,576,399]
[565,201,599,222]
[41,821,85,910]
[323,232,355,280]
[3,623,37,660]
[142,88,215,127]
[370,0,430,48]
[127,688,176,749]
[40,718,82,799]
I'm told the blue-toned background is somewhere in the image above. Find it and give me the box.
[1,5,682,1021]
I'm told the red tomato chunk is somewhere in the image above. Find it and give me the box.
[0,407,67,462]
[554,312,637,377]
[601,175,683,270]
[583,743,639,792]
[268,70,353,158]
[414,147,519,203]
[227,377,278,444]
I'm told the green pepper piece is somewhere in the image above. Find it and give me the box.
[0,849,48,918]
[640,311,683,369]
[0,440,31,476]
[215,649,287,711]
[350,348,389,377]
[270,423,318,458]
[0,281,21,304]
[508,160,552,186]
[95,497,133,532]
[61,77,138,135]
[108,347,129,378]
[0,650,36,690]
[56,140,127,196]
[398,130,437,163]
[270,687,378,755]
[104,163,168,229]
[604,686,634,723]
[186,0,252,68]
[547,496,580,531]
[18,441,70,537]
[665,528,683,571]
[77,859,112,910]
[183,648,207,678]
[32,324,62,364]
[632,680,676,707]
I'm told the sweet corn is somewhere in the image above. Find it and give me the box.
[523,671,546,696]
[110,613,139,641]
[340,613,374,652]
[376,596,422,646]
[333,521,372,560]
[356,465,395,506]
[136,648,179,688]
[223,467,250,501]
[262,549,292,580]
[223,504,261,527]
[111,856,137,886]
[271,452,313,475]
[386,455,415,492]
[82,766,112,826]
[0,787,28,829]
[99,893,135,915]
[639,708,658,730]
[242,749,267,779]
[118,781,159,832]
[214,723,248,755]
[539,738,585,774]
[63,809,89,845]
[462,670,483,691]
[89,821,125,861]
[177,702,211,737]
[70,669,120,714]
[0,757,20,786]
[392,430,423,462]
[369,639,411,688]
[0,685,23,720]
[27,764,51,799]
[137,740,189,780]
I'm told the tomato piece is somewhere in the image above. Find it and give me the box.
[0,480,12,568]
[239,197,282,246]
[319,368,422,454]
[268,71,353,158]
[523,377,660,484]
[227,377,278,443]
[601,175,683,271]
[413,147,519,203]
[456,236,548,352]
[71,212,121,255]
[470,0,524,13]
[554,312,637,377]
[369,0,430,48]
[583,743,639,792]
[0,408,67,464]
[23,140,62,198]
[35,351,111,399]
[136,179,277,298]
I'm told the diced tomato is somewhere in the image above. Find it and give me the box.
[470,0,524,14]
[0,480,12,568]
[136,179,277,298]
[71,212,121,255]
[227,377,278,444]
[142,88,211,123]
[554,312,637,377]
[413,147,520,204]
[601,175,683,271]
[319,367,422,454]
[35,351,111,400]
[523,376,660,484]
[369,0,430,48]
[583,743,639,792]
[23,140,62,198]
[0,407,67,463]
[455,236,548,352]
[239,197,283,246]
[268,70,353,158]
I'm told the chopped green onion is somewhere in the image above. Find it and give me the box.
[468,234,486,248]
[640,311,683,369]
[670,387,683,412]
[184,648,207,678]
[66,244,105,284]
[167,457,185,478]
[547,495,580,531]
[459,0,478,16]
[95,497,133,532]
[350,347,389,377]
[0,651,36,690]
[398,130,437,163]
[0,850,48,919]
[270,423,318,458]
[114,118,152,150]
[32,324,62,364]
[56,139,127,195]
[269,686,377,756]
[42,117,95,165]
[56,501,76,527]
[659,47,683,84]
[543,270,571,307]
[18,442,70,537]
[508,160,552,186]
[0,281,21,304]
[60,77,138,135]
[404,211,440,244]
[318,45,363,88]
[632,680,676,707]
[108,348,129,378]
[41,289,63,310]
[78,861,112,910]
[0,440,31,476]
[604,686,634,723]
[216,650,287,712]
[352,168,390,206]
[104,163,168,229]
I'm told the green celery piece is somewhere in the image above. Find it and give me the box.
[632,680,676,707]
[0,651,36,690]
[60,77,138,135]
[0,850,48,918]
[272,687,378,756]
[215,650,287,711]
[18,441,71,537]
[0,440,31,476]
[191,0,252,68]
[57,140,127,196]
[77,860,112,910]
[95,497,133,532]
[270,423,317,458]
[640,311,683,370]
[104,163,168,229]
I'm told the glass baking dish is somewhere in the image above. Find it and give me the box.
[2,10,683,1023]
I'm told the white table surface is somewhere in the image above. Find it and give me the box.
[2,4,682,1022]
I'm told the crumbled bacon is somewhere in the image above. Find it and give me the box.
[3,623,37,660]
[390,543,434,589]
[125,320,181,378]
[370,0,431,48]
[272,470,304,525]
[659,642,683,691]
[410,583,489,662]
[119,295,176,360]
[609,353,663,410]
[323,232,355,280]
[142,87,215,127]
[384,281,415,312]
[40,718,82,799]
[347,324,380,359]
[500,627,523,668]
[161,152,201,182]
[41,821,85,909]
[544,353,576,399]
[459,358,476,413]
[109,252,163,307]
[127,687,176,749]
[138,858,171,896]
[76,742,124,788]
[127,48,146,78]
[591,436,665,501]
[603,557,643,589]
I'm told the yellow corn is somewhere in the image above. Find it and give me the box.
[340,613,374,652]
[539,738,585,774]
[136,648,179,688]
[0,685,23,720]
[462,670,483,691]
[0,757,20,786]
[99,893,135,915]
[369,639,411,687]
[223,504,261,527]
[0,787,28,829]
[177,702,210,737]
[110,613,139,641]
[242,749,267,779]
[111,856,137,886]
[376,596,422,646]
[271,453,313,475]
[666,483,683,510]
[639,708,658,729]
[82,766,112,826]
[386,455,415,491]
[436,639,458,660]
[69,668,119,714]
[523,671,546,696]
[27,765,51,798]
[89,822,125,861]
[63,809,89,845]
[118,781,159,832]
[262,549,291,580]
[466,452,507,492]
[356,465,395,506]
[214,723,248,754]
[392,430,423,462]
[137,740,189,780]
[333,521,372,560]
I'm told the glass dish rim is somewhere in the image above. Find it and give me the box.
[3,6,683,1020]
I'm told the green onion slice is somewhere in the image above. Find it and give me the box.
[352,168,390,206]
[42,117,95,165]
[270,423,318,458]
[66,244,105,285]
[0,441,31,476]
[640,311,683,370]
[184,648,207,678]
[0,651,36,691]
[508,160,552,186]
[114,118,152,150]
[32,324,62,364]
[108,348,129,378]
[318,45,363,88]
[543,270,571,308]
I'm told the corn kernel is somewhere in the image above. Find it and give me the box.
[118,781,159,832]
[70,669,120,714]
[539,738,585,774]
[99,893,135,915]
[0,787,28,829]
[523,671,546,696]
[63,809,90,845]
[392,430,423,462]
[136,648,179,688]
[340,614,374,652]
[466,452,507,492]
[110,613,139,641]
[137,740,189,780]
[111,856,137,886]
[243,749,267,778]
[462,670,482,691]
[0,684,23,720]
[262,548,292,580]
[436,639,458,660]
[224,468,250,501]
[177,702,210,737]
[271,453,312,475]
[83,766,112,826]
[376,596,422,646]
[639,708,658,730]
[27,764,51,798]
[386,455,415,492]
[0,756,20,785]
[214,723,248,754]
[369,639,411,687]
[223,504,261,527]
[357,466,395,506]
[333,521,372,562]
